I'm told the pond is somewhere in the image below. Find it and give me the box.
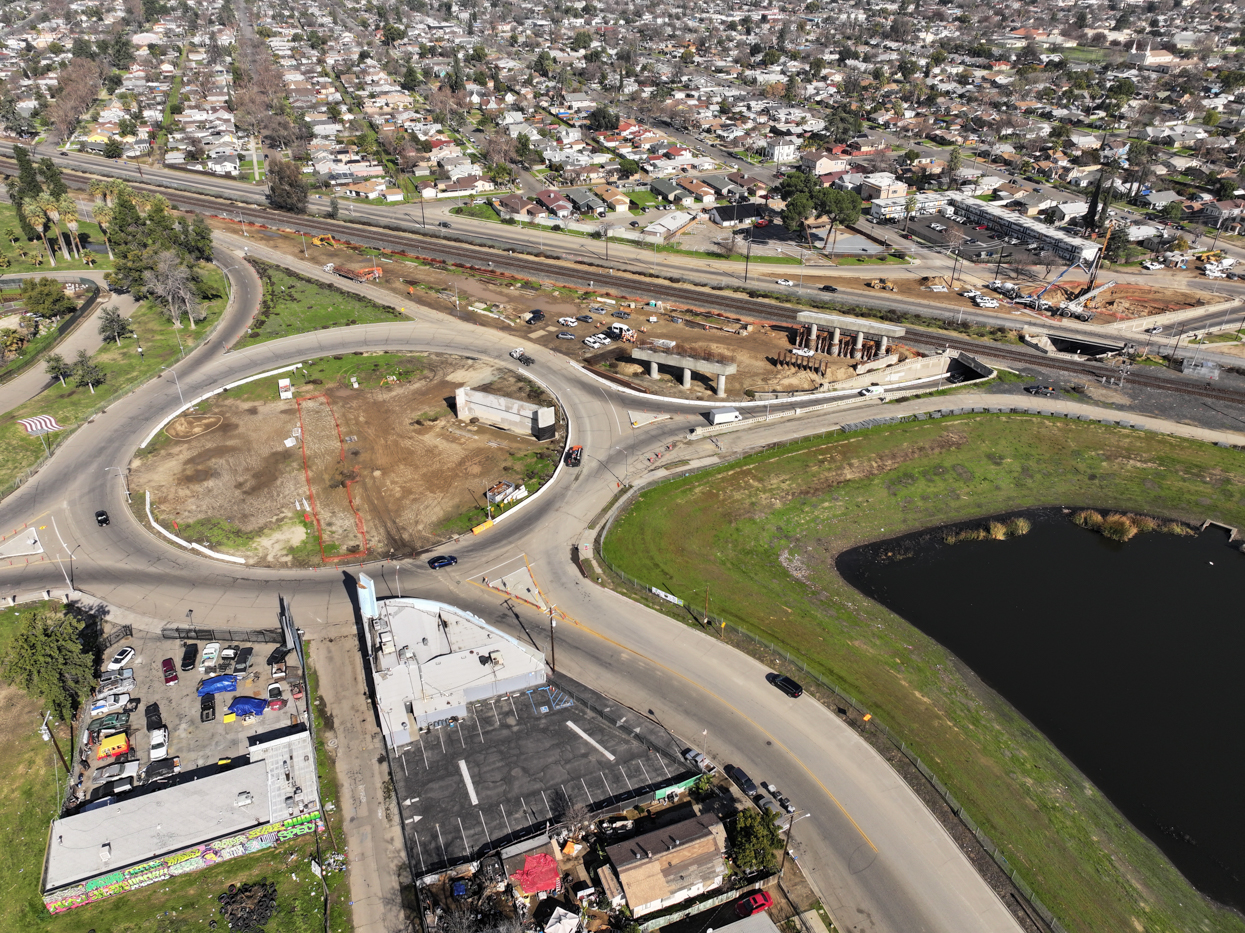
[837,510,1245,912]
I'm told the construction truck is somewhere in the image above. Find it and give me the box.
[311,235,334,247]
[866,278,896,291]
[334,266,382,283]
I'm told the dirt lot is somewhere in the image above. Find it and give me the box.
[131,353,556,565]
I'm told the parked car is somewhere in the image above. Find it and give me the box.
[576,314,594,323]
[557,331,575,340]
[233,646,253,674]
[149,726,169,762]
[754,219,769,228]
[791,347,815,358]
[220,645,239,670]
[161,658,178,686]
[95,510,110,526]
[427,555,458,570]
[681,748,716,774]
[725,764,758,797]
[144,703,163,732]
[106,647,135,671]
[736,892,774,917]
[200,693,216,723]
[565,445,584,467]
[772,674,803,698]
[90,693,131,717]
[92,760,139,787]
[1024,385,1057,397]
[199,642,221,674]
[180,643,199,672]
[437,221,452,228]
[557,317,578,327]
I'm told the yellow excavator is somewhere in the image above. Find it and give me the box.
[311,235,334,248]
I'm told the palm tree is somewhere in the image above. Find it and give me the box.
[36,194,69,260]
[81,253,96,267]
[88,179,109,205]
[6,230,17,245]
[29,250,44,267]
[91,203,114,260]
[20,201,56,267]
[58,195,83,259]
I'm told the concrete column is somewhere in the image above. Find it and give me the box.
[649,360,659,379]
[853,331,864,360]
[715,374,727,397]
[831,327,841,357]
[808,323,818,347]
[879,335,889,355]
[682,367,692,389]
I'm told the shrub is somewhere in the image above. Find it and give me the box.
[1005,516,1032,536]
[1073,510,1104,530]
[1101,513,1138,542]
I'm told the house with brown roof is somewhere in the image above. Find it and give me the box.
[605,814,727,917]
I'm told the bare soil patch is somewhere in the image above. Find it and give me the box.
[165,414,223,439]
[131,353,554,565]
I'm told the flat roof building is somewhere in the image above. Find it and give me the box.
[365,598,547,747]
[605,813,727,917]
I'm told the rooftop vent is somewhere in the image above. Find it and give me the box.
[100,843,111,862]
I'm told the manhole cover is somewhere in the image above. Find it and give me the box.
[327,739,338,748]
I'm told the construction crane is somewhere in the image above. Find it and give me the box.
[1058,280,1116,320]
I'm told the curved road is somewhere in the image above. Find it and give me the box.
[0,239,1038,933]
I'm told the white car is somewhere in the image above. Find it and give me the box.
[776,278,795,287]
[1141,261,1163,271]
[584,337,602,348]
[90,693,131,717]
[199,642,221,674]
[107,646,135,671]
[791,347,815,357]
[596,335,613,345]
[557,317,578,326]
[149,725,169,761]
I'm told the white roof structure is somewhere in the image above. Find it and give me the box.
[366,598,546,747]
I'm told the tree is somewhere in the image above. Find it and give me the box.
[782,193,813,233]
[904,193,917,232]
[144,251,203,328]
[97,306,133,345]
[587,108,619,133]
[21,277,75,318]
[729,809,781,873]
[44,352,73,386]
[570,30,593,51]
[947,147,963,176]
[268,158,309,214]
[1162,199,1185,222]
[618,157,640,178]
[103,138,123,159]
[400,62,422,93]
[382,23,406,45]
[0,604,96,721]
[72,348,106,392]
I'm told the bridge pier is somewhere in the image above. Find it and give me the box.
[649,360,659,379]
[715,374,727,397]
[831,327,841,356]
[682,367,692,389]
[853,331,864,360]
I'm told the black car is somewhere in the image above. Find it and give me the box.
[819,285,838,293]
[427,555,458,570]
[144,702,163,732]
[200,693,216,723]
[528,310,546,324]
[180,643,199,672]
[438,221,452,228]
[1024,385,1057,397]
[233,646,253,674]
[565,445,583,467]
[772,674,803,698]
[95,510,110,526]
[725,764,758,797]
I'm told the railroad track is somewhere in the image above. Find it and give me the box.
[11,157,1245,410]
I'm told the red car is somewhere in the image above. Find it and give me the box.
[736,892,774,917]
[162,658,178,686]
[754,219,769,228]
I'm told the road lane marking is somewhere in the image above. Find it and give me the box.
[458,760,478,805]
[567,721,615,760]
[559,608,879,853]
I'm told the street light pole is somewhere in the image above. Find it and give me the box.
[163,366,185,406]
[548,605,556,673]
[778,812,810,877]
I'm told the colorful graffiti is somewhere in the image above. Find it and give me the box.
[42,812,323,913]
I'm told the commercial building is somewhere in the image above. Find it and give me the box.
[364,597,547,747]
[869,192,1101,264]
[43,726,322,914]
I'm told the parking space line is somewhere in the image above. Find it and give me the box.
[474,714,484,743]
[508,693,520,720]
[457,725,466,748]
[581,777,592,802]
[567,721,616,760]
[457,817,470,856]
[638,760,653,785]
[619,764,633,790]
[527,690,539,714]
[540,790,553,820]
[500,803,513,837]
[437,728,446,754]
[436,824,449,865]
[414,831,426,874]
[489,698,500,727]
[600,770,613,797]
[478,811,492,848]
[417,734,428,768]
[656,755,671,779]
[458,760,479,805]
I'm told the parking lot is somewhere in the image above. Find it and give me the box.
[392,675,691,876]
[897,213,1055,264]
[79,627,301,804]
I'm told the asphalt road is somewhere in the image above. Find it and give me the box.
[0,235,1039,933]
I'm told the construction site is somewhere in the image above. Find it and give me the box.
[129,353,561,566]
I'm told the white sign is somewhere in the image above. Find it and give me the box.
[651,587,683,606]
[358,573,379,619]
[278,378,293,400]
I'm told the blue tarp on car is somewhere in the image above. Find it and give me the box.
[227,696,267,717]
[197,675,238,696]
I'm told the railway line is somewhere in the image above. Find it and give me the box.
[8,156,1245,409]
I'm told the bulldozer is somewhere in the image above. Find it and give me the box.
[311,235,334,248]
[866,278,896,291]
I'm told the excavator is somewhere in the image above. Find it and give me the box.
[311,235,334,248]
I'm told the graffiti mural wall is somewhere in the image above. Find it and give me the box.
[42,811,323,913]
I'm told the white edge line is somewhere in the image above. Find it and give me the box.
[458,759,479,805]
[145,489,246,564]
[138,364,305,448]
[567,721,616,761]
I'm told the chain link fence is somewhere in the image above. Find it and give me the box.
[593,461,1068,933]
[160,626,285,644]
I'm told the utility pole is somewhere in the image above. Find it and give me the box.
[743,232,753,283]
[548,605,556,672]
[778,812,810,877]
[41,713,71,775]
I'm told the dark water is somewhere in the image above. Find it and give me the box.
[837,512,1245,912]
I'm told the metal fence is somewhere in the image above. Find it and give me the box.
[593,463,1069,933]
[160,626,285,644]
[99,624,132,651]
[0,278,101,386]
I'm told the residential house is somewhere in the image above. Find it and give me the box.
[708,202,762,227]
[677,177,716,204]
[765,139,797,164]
[605,814,727,917]
[592,185,631,211]
[493,194,546,219]
[800,149,849,175]
[534,189,573,218]
[649,177,696,207]
[860,173,906,200]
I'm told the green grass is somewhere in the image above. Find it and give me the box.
[628,190,659,209]
[217,352,429,405]
[0,265,227,495]
[176,516,261,549]
[438,448,559,535]
[0,201,112,275]
[452,203,501,222]
[0,603,352,933]
[237,262,407,347]
[602,415,1245,933]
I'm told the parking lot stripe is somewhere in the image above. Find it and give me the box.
[436,824,449,865]
[437,728,447,754]
[458,760,479,805]
[567,721,616,760]
[500,803,514,837]
[457,724,467,748]
[474,714,485,743]
[638,760,653,785]
[508,694,520,720]
[600,770,614,797]
[478,810,492,847]
[457,817,471,856]
[618,764,633,790]
[418,734,429,768]
[489,698,501,727]
[414,831,426,874]
[581,777,593,802]
[656,755,672,779]
[540,790,554,820]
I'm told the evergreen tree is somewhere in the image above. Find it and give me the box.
[0,604,96,721]
[71,348,106,391]
[38,157,67,198]
[268,158,309,214]
[44,352,72,386]
[97,306,133,345]
[8,145,40,239]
